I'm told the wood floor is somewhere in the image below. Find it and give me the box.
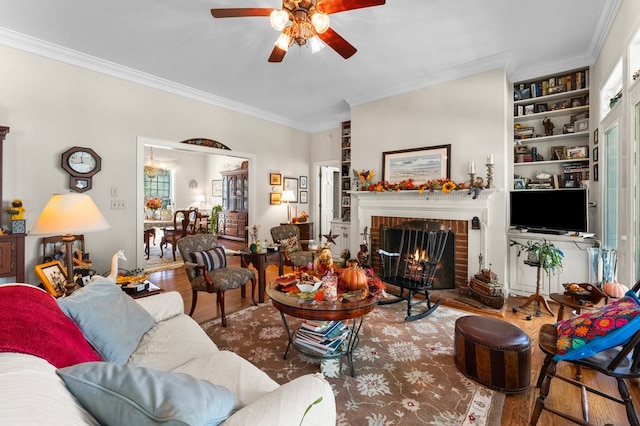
[147,240,639,426]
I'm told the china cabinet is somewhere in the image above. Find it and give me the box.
[0,126,25,283]
[218,167,248,242]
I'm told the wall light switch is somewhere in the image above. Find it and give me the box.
[111,187,118,197]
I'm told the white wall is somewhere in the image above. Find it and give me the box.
[0,44,310,283]
[592,0,640,284]
[349,68,510,281]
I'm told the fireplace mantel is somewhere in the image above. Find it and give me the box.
[349,189,503,284]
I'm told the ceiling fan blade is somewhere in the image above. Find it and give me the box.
[318,28,357,59]
[210,8,273,18]
[268,46,287,63]
[318,0,385,14]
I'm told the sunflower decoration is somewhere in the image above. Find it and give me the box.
[441,180,457,193]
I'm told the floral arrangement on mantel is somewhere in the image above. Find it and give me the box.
[145,197,162,210]
[354,169,470,193]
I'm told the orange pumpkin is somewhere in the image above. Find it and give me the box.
[341,260,369,295]
[603,280,629,298]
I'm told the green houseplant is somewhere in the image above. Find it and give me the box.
[510,239,564,275]
[209,204,222,234]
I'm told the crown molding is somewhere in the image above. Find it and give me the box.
[0,27,319,132]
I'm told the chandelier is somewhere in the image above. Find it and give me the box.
[144,148,168,179]
[270,0,330,53]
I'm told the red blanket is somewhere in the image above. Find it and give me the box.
[0,284,102,368]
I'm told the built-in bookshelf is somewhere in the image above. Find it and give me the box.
[340,121,351,220]
[513,67,591,189]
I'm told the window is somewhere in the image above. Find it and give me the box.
[603,124,618,250]
[144,170,171,208]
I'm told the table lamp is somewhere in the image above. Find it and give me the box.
[281,190,296,223]
[31,193,110,296]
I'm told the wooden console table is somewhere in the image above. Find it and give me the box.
[240,250,283,303]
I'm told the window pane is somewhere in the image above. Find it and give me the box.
[604,124,618,250]
[144,171,171,208]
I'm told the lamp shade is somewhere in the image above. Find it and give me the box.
[31,193,110,236]
[281,190,296,203]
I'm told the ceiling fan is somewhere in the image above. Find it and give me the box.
[211,0,386,62]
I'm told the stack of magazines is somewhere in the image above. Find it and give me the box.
[294,320,350,355]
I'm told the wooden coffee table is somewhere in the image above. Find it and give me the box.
[266,282,379,377]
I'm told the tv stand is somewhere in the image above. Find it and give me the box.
[527,228,569,236]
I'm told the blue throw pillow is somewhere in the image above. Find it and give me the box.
[58,278,155,364]
[57,362,235,426]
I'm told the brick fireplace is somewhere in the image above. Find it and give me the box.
[371,216,468,289]
[349,190,502,291]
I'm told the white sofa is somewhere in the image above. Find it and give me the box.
[0,283,336,425]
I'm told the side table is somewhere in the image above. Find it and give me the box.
[241,250,283,303]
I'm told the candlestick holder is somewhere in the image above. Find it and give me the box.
[485,163,494,189]
[468,172,476,189]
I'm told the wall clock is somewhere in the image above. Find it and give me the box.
[61,147,102,193]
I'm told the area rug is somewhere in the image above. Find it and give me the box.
[143,237,183,273]
[202,301,505,425]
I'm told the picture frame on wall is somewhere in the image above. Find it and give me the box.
[299,176,308,189]
[300,190,308,204]
[382,144,451,183]
[211,179,222,197]
[593,147,598,162]
[283,177,299,202]
[35,260,67,297]
[270,192,281,205]
[593,164,599,181]
[269,173,282,186]
[594,128,599,145]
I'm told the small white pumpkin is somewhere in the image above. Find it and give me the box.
[603,280,629,298]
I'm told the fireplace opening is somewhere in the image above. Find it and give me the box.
[378,220,455,290]
[371,216,468,290]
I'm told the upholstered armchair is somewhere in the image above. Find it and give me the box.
[177,234,256,327]
[270,225,313,270]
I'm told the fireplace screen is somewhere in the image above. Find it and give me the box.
[378,220,455,290]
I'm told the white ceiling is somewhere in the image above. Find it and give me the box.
[0,0,620,132]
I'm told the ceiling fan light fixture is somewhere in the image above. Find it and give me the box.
[269,9,289,31]
[311,12,330,34]
[308,36,325,53]
[274,31,292,51]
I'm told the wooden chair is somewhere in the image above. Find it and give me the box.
[176,234,256,327]
[377,222,450,321]
[530,279,640,425]
[270,224,313,271]
[160,209,197,261]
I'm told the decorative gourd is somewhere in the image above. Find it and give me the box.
[603,280,629,298]
[340,260,369,295]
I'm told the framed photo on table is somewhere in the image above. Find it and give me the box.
[382,144,451,183]
[35,260,67,297]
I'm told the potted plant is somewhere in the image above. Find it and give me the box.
[209,204,222,234]
[510,239,564,276]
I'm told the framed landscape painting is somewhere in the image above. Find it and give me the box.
[382,144,451,183]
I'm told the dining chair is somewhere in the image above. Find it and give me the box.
[160,208,197,261]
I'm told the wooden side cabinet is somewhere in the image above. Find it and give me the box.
[0,127,25,282]
[0,232,25,282]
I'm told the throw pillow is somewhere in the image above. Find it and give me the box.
[0,284,102,368]
[191,247,227,271]
[58,278,155,364]
[282,236,301,253]
[57,362,235,426]
[555,289,640,361]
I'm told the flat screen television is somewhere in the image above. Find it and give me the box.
[509,188,588,234]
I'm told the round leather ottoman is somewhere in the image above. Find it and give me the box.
[454,315,531,394]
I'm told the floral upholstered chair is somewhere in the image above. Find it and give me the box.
[270,225,313,270]
[177,234,256,327]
